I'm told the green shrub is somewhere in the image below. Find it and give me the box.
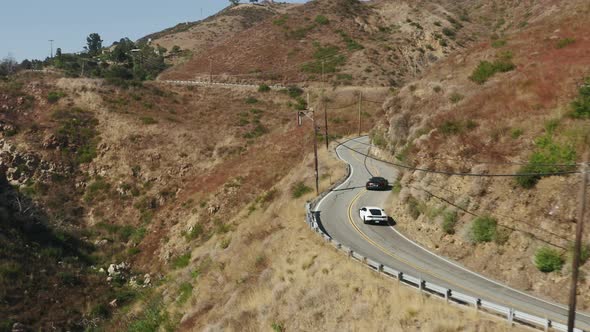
[286,86,304,98]
[442,211,458,234]
[0,262,22,280]
[449,92,464,103]
[534,247,564,272]
[315,15,329,25]
[470,58,515,84]
[470,216,497,243]
[571,78,590,118]
[52,107,99,164]
[171,253,191,269]
[272,323,285,332]
[128,247,141,256]
[85,177,111,202]
[185,224,203,241]
[287,24,316,40]
[291,181,313,198]
[258,84,271,92]
[273,15,288,26]
[301,44,346,74]
[567,243,590,265]
[371,130,387,148]
[510,128,524,139]
[177,282,193,304]
[244,124,269,139]
[516,135,576,188]
[391,182,402,194]
[140,116,157,125]
[245,96,258,104]
[556,38,576,49]
[47,91,65,103]
[491,39,507,48]
[338,31,364,51]
[439,120,463,135]
[407,196,421,220]
[91,303,111,318]
[442,28,456,39]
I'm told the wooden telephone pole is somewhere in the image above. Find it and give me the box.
[568,152,589,332]
[358,91,363,136]
[298,93,319,195]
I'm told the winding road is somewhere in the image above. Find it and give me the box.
[314,136,590,330]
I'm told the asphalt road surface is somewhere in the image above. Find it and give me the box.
[315,136,590,330]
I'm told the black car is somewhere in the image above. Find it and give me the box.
[366,177,388,190]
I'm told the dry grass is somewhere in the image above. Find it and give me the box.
[153,143,526,332]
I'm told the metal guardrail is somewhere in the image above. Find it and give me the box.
[304,202,585,332]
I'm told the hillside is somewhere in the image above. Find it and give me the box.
[159,0,484,87]
[372,0,590,310]
[142,3,296,66]
[3,0,590,330]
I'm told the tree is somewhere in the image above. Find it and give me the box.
[19,59,32,70]
[86,33,103,56]
[111,38,135,63]
[0,57,18,76]
[55,48,62,57]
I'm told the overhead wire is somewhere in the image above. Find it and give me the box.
[348,137,580,167]
[355,142,571,249]
[335,139,580,177]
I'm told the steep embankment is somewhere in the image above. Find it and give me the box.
[374,0,590,310]
[160,0,483,87]
[142,3,294,66]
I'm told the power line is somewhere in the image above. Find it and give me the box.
[350,138,580,167]
[335,139,580,177]
[327,102,358,110]
[363,98,385,104]
[360,148,569,248]
[357,140,573,246]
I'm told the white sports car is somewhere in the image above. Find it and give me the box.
[359,206,388,224]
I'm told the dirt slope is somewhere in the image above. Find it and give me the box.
[373,0,590,310]
[142,3,295,66]
[159,0,483,87]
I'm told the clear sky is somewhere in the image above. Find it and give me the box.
[0,0,306,62]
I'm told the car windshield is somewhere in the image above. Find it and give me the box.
[369,209,382,215]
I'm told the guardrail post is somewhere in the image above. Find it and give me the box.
[348,249,353,258]
[419,279,424,292]
[397,272,403,284]
[543,318,549,332]
[336,243,342,249]
[507,308,513,325]
[378,264,383,273]
[475,299,481,312]
[445,289,450,303]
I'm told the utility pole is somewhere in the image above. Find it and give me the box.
[49,40,54,58]
[323,97,329,150]
[282,55,288,86]
[209,58,213,83]
[568,152,589,332]
[298,93,320,195]
[358,91,362,136]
